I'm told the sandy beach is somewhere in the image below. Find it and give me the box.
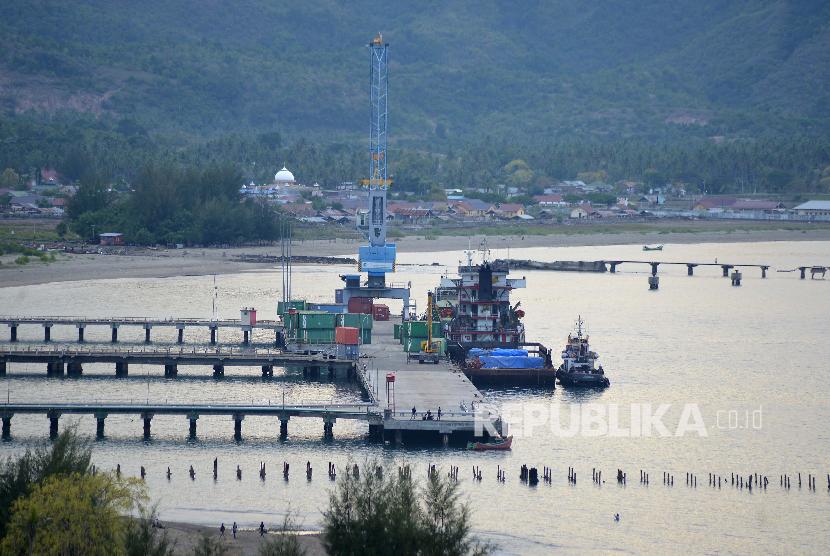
[2,223,830,288]
[161,521,325,555]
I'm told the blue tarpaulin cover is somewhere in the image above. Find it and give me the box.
[479,356,544,369]
[469,348,529,357]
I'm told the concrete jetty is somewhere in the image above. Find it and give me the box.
[0,346,353,378]
[0,315,283,345]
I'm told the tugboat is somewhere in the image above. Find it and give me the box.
[556,316,610,387]
[642,244,663,251]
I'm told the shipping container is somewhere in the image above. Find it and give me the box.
[335,326,360,345]
[361,329,372,345]
[402,321,444,338]
[298,311,337,330]
[337,313,373,330]
[372,304,390,321]
[393,324,400,339]
[347,296,374,314]
[306,303,347,314]
[277,300,307,313]
[295,329,335,343]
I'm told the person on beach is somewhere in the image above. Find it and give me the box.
[219,523,225,537]
[411,406,417,419]
[437,407,442,420]
[232,521,237,539]
[259,522,266,536]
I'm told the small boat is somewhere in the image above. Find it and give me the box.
[642,244,663,251]
[556,316,610,388]
[467,435,513,451]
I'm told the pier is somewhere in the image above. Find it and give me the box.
[602,260,772,277]
[0,346,354,378]
[0,315,283,345]
[0,401,373,441]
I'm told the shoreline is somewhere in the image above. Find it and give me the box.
[2,225,830,288]
[160,520,325,555]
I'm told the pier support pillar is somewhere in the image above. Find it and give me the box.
[721,265,732,277]
[48,411,60,440]
[210,326,217,346]
[144,325,152,344]
[394,430,403,445]
[799,267,806,279]
[261,365,273,378]
[77,325,85,343]
[67,361,83,377]
[111,326,118,343]
[233,414,244,442]
[9,325,17,343]
[609,263,617,273]
[95,412,107,440]
[279,416,289,440]
[1,415,11,440]
[650,262,659,276]
[442,433,449,446]
[687,264,696,276]
[115,361,128,377]
[368,424,383,442]
[188,413,198,440]
[243,329,250,346]
[731,271,742,287]
[47,361,65,377]
[323,417,336,440]
[177,326,184,344]
[141,413,153,441]
[164,363,178,378]
[212,364,224,378]
[761,266,768,279]
[648,276,659,290]
[0,360,6,377]
[43,324,52,342]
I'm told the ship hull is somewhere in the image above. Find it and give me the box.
[556,367,610,387]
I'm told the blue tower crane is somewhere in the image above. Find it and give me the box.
[340,33,412,318]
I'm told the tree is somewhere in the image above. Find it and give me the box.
[322,462,490,556]
[55,221,68,239]
[0,168,21,189]
[0,473,145,556]
[258,513,305,556]
[123,505,175,556]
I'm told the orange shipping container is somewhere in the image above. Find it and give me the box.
[335,326,360,345]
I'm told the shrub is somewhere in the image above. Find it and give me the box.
[14,256,29,265]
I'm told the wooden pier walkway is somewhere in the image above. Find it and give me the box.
[0,346,354,378]
[0,315,283,345]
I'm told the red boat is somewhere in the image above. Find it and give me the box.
[467,435,513,451]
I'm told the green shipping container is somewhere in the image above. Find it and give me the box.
[361,329,371,345]
[402,321,443,339]
[277,300,307,313]
[296,329,335,343]
[298,311,337,330]
[337,313,373,330]
[403,337,445,354]
[281,312,298,330]
[393,324,400,339]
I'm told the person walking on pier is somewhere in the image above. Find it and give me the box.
[232,521,238,539]
[411,406,417,420]
[219,523,225,538]
[437,407,442,421]
[259,522,266,537]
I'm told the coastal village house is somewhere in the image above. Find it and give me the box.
[793,200,830,217]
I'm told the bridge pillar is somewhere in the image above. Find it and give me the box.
[210,326,217,345]
[721,265,732,277]
[188,413,198,440]
[323,416,336,440]
[95,412,107,440]
[43,324,52,342]
[212,364,224,377]
[650,262,659,276]
[111,325,119,343]
[142,413,153,441]
[76,324,85,343]
[687,264,697,276]
[2,415,11,440]
[144,325,152,344]
[279,416,289,440]
[609,263,617,273]
[233,414,244,441]
[48,411,60,441]
[648,276,659,290]
[799,266,806,279]
[67,361,83,377]
[442,433,450,446]
[115,361,128,377]
[731,271,742,287]
[0,360,6,377]
[177,326,185,344]
[164,363,178,378]
[9,324,17,343]
[261,365,273,378]
[243,329,250,346]
[761,266,768,278]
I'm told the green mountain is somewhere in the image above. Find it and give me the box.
[1,0,829,145]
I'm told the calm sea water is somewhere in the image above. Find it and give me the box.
[1,240,829,554]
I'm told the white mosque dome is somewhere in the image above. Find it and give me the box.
[274,166,295,183]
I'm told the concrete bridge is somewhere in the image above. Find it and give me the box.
[603,260,772,277]
[0,401,376,441]
[0,346,355,378]
[0,315,283,345]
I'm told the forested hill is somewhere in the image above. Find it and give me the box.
[1,0,829,144]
